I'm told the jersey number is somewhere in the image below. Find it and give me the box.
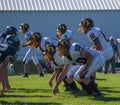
[75,45,81,52]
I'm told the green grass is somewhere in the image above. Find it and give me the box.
[0,73,120,105]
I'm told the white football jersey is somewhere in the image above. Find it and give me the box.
[87,27,110,49]
[24,31,32,41]
[40,37,58,51]
[63,43,99,65]
[61,30,75,43]
[50,50,64,69]
[87,27,113,61]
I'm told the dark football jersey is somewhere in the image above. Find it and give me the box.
[0,43,17,64]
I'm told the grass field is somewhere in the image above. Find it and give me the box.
[0,73,120,105]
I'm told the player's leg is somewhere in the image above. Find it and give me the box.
[32,55,44,76]
[104,60,110,74]
[110,57,116,74]
[65,65,81,94]
[0,58,10,95]
[0,67,5,95]
[74,66,93,95]
[85,54,105,97]
[23,48,33,77]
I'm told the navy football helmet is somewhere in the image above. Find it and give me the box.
[57,39,70,50]
[43,45,56,61]
[57,24,67,34]
[6,26,18,35]
[80,18,94,28]
[78,18,94,33]
[57,39,70,56]
[29,32,42,48]
[20,23,29,30]
[5,35,20,51]
[44,45,56,55]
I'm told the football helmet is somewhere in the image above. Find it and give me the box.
[6,26,18,35]
[57,39,70,56]
[57,24,67,34]
[29,32,42,48]
[20,23,29,33]
[43,45,56,62]
[5,35,20,51]
[78,18,94,33]
[20,23,29,30]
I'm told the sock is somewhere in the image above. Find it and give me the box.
[88,80,100,94]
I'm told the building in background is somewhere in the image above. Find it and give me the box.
[0,0,120,60]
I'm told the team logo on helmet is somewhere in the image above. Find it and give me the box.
[44,45,56,55]
[57,39,70,48]
[30,32,41,41]
[80,18,94,28]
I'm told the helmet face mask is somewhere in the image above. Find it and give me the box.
[78,25,86,33]
[43,52,53,62]
[20,27,26,33]
[57,46,67,57]
[29,39,39,48]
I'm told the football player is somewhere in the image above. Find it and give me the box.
[43,45,80,94]
[78,18,113,62]
[0,26,18,43]
[56,24,75,43]
[20,23,44,77]
[53,39,105,97]
[28,32,58,52]
[0,35,20,95]
[56,24,80,92]
[78,18,114,88]
[29,33,80,94]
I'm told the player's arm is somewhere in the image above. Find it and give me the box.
[90,33,102,50]
[53,64,70,95]
[80,49,93,78]
[21,41,30,47]
[2,57,11,89]
[49,71,56,88]
[92,37,102,50]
